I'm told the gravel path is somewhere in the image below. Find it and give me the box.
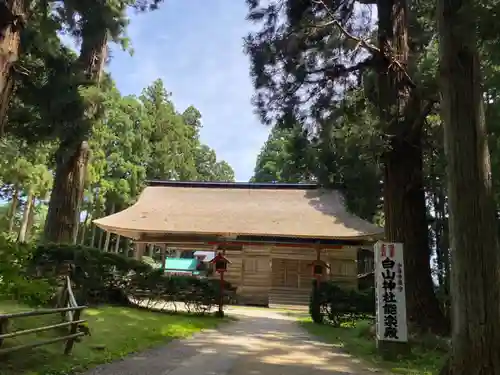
[81,308,383,375]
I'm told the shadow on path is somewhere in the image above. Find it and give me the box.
[82,309,384,375]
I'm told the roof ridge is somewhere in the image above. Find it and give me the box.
[146,180,319,190]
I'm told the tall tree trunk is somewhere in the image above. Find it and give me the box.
[90,222,97,247]
[0,0,24,134]
[44,140,90,243]
[438,0,500,372]
[43,30,107,243]
[25,196,36,241]
[79,210,90,245]
[17,189,33,243]
[8,186,19,233]
[376,0,448,334]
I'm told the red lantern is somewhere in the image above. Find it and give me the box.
[210,252,231,274]
[209,251,231,318]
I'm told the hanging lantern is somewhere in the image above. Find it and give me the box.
[210,252,231,273]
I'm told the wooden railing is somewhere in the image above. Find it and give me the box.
[0,276,88,355]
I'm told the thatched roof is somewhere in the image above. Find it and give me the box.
[93,182,383,241]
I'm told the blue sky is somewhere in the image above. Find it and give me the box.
[106,0,269,182]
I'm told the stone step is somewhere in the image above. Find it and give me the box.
[269,297,309,304]
[269,294,310,306]
[268,287,311,307]
[269,303,309,311]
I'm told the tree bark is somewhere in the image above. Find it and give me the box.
[8,186,19,233]
[25,196,35,241]
[17,189,33,243]
[383,128,448,333]
[79,210,90,245]
[44,140,90,243]
[376,0,448,334]
[0,0,24,134]
[43,29,107,244]
[90,222,96,247]
[438,0,500,372]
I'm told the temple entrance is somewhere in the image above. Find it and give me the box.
[271,258,300,288]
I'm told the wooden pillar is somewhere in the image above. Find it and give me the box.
[135,242,146,260]
[160,244,167,270]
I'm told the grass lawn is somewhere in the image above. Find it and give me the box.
[0,300,225,375]
[300,318,446,375]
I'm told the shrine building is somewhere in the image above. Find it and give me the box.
[93,181,383,307]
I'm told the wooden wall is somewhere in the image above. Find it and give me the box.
[326,246,358,289]
[270,246,359,290]
[210,244,365,306]
[239,246,271,305]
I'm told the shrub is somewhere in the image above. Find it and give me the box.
[129,269,237,313]
[309,280,375,327]
[32,244,152,306]
[309,280,323,324]
[31,244,236,314]
[0,235,54,307]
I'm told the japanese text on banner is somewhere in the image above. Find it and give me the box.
[374,242,408,343]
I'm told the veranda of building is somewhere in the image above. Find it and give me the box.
[93,181,383,306]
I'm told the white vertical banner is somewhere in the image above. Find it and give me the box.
[374,241,408,343]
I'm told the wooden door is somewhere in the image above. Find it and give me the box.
[284,259,299,288]
[271,258,286,287]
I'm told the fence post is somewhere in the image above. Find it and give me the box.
[0,317,7,347]
[64,309,81,355]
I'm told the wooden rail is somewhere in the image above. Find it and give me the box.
[0,276,88,355]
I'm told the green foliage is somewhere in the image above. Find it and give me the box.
[32,244,152,305]
[31,244,236,314]
[309,280,323,324]
[301,319,445,374]
[130,269,237,314]
[0,302,223,375]
[251,106,383,222]
[0,235,54,306]
[252,126,314,183]
[309,281,375,328]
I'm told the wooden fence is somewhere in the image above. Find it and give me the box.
[0,276,88,355]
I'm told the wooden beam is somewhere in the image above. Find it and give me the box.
[135,232,373,247]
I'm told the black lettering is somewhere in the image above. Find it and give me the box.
[384,314,398,328]
[381,257,396,269]
[383,303,397,315]
[382,279,397,290]
[384,327,399,339]
[382,291,397,303]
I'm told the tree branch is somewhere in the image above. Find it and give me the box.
[306,57,374,82]
[312,0,416,88]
